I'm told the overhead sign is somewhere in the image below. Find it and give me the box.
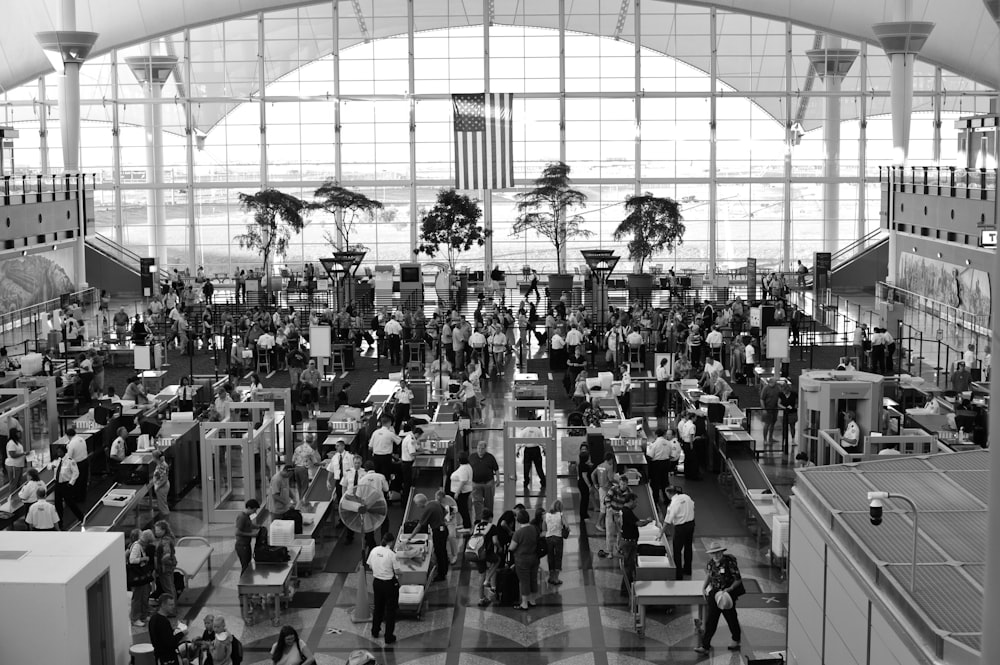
[981,229,997,248]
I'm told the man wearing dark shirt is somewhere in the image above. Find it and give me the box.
[335,381,351,410]
[469,441,499,522]
[618,496,649,594]
[778,380,798,448]
[148,595,185,665]
[234,498,261,573]
[414,492,449,582]
[759,378,781,446]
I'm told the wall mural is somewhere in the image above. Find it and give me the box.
[897,252,990,318]
[0,253,75,313]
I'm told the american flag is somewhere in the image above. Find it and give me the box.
[453,92,514,190]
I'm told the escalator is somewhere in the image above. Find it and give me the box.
[84,234,171,295]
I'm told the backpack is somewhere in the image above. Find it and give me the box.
[465,522,490,562]
[231,636,244,665]
[254,526,290,563]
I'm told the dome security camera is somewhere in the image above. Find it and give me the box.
[867,491,888,526]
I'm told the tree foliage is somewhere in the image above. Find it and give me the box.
[311,181,383,251]
[513,161,591,273]
[236,189,308,301]
[613,193,685,273]
[414,189,489,272]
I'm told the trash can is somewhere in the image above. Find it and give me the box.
[130,643,156,665]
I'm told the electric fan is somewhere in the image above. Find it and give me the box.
[338,482,388,623]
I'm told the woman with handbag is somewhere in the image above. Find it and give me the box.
[508,509,540,610]
[128,529,156,627]
[543,499,569,585]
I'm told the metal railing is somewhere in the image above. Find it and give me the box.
[0,287,99,353]
[880,165,997,200]
[1,172,96,206]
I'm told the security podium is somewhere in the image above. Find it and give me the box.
[798,370,884,466]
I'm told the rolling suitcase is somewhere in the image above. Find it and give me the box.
[495,565,520,606]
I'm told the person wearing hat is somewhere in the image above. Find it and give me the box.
[695,541,744,654]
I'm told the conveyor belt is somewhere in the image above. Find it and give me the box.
[728,455,771,494]
[632,482,659,524]
[302,468,334,502]
[84,484,147,529]
[401,474,446,526]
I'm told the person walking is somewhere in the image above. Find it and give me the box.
[655,356,670,416]
[695,542,744,654]
[577,443,595,522]
[521,438,546,492]
[544,500,568,585]
[449,451,474,530]
[235,499,261,573]
[53,443,84,528]
[759,377,781,447]
[367,532,401,644]
[469,441,499,522]
[645,428,672,506]
[65,426,89,502]
[659,485,695,579]
[508,509,540,610]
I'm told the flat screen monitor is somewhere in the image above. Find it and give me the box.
[400,266,420,283]
[140,419,161,438]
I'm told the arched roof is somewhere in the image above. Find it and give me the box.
[5,0,996,136]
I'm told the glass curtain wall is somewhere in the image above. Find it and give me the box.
[0,0,994,274]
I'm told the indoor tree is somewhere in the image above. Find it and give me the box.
[513,161,591,274]
[236,189,309,305]
[414,188,489,273]
[613,192,685,273]
[311,180,383,251]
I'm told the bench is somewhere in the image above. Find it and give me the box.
[632,579,706,636]
[175,537,214,591]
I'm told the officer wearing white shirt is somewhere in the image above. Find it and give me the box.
[384,317,403,365]
[358,459,390,494]
[65,427,89,500]
[566,325,584,357]
[659,486,696,579]
[325,440,354,497]
[655,357,671,415]
[53,445,84,528]
[338,454,365,544]
[26,488,60,530]
[399,426,421,499]
[366,532,401,643]
[393,381,414,432]
[645,429,673,504]
[369,415,401,479]
[705,326,724,361]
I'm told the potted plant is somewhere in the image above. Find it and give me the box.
[311,180,383,251]
[514,161,591,294]
[414,189,490,303]
[614,192,685,300]
[236,189,309,307]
